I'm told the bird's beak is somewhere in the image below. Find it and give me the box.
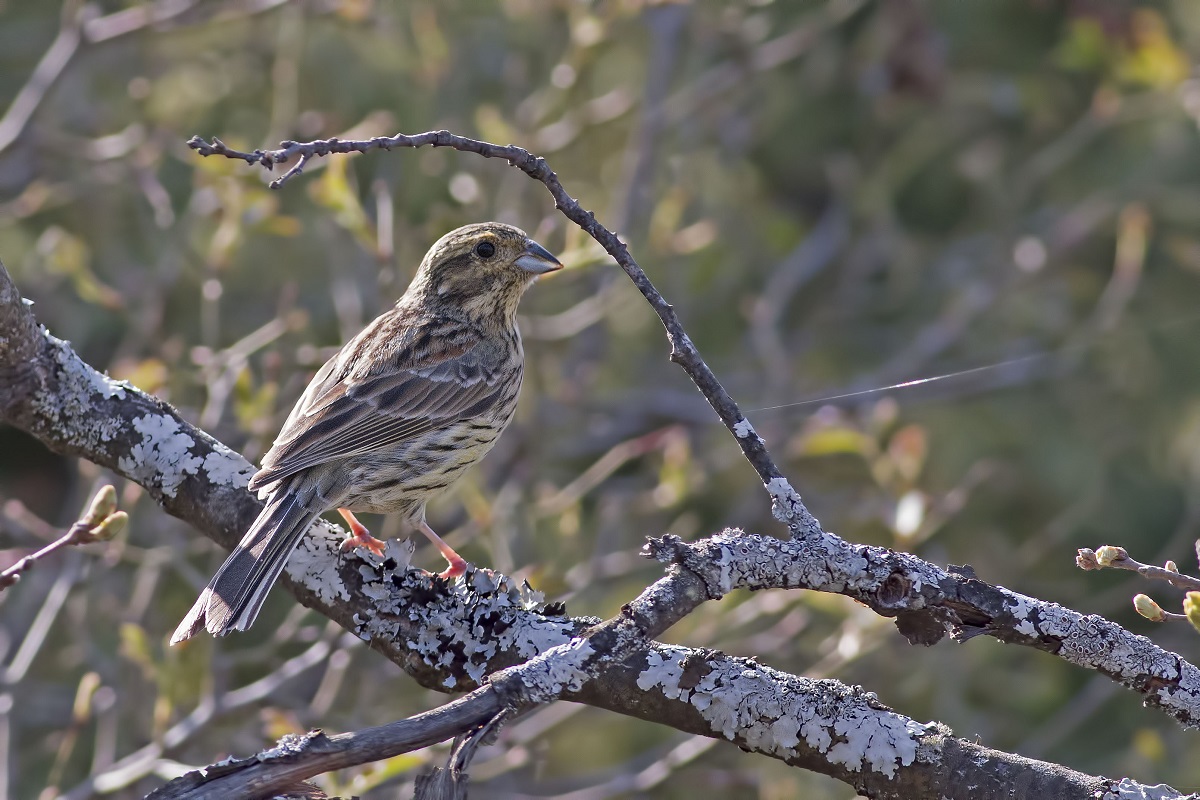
[515,239,563,275]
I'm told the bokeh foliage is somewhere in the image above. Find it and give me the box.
[2,0,1200,797]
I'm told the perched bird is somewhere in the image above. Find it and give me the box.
[172,222,561,643]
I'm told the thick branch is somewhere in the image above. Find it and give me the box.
[647,533,1200,728]
[152,551,1137,800]
[3,252,1191,798]
[155,629,1165,800]
[3,119,1196,797]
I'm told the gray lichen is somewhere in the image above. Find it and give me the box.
[638,645,934,779]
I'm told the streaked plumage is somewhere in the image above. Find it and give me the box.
[172,222,561,643]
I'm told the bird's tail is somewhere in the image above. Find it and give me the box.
[171,492,322,644]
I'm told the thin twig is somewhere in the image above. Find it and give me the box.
[1077,545,1200,593]
[0,485,126,591]
[148,688,504,800]
[67,635,337,800]
[0,0,295,156]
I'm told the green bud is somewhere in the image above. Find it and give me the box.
[83,485,118,527]
[1134,594,1164,622]
[90,511,128,542]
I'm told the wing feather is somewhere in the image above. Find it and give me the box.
[249,315,510,491]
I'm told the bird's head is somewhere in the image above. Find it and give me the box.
[408,222,562,325]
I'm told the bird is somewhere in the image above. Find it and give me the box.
[171,222,562,644]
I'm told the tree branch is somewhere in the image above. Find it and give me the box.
[149,541,1142,800]
[2,121,1196,796]
[183,129,1200,725]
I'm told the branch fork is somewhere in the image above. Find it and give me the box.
[0,126,1194,796]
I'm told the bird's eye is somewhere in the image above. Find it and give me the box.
[475,241,496,259]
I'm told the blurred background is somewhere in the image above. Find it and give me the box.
[2,0,1200,797]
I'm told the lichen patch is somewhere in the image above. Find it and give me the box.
[117,414,203,497]
[637,646,930,778]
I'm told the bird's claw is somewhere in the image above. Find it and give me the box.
[340,532,386,557]
[436,556,467,581]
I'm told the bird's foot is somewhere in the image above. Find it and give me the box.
[337,508,387,557]
[417,519,467,581]
[435,554,468,581]
[340,531,387,557]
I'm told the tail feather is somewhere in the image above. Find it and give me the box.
[171,493,322,644]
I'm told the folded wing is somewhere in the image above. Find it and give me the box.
[249,328,506,491]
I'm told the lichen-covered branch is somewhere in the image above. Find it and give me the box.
[648,532,1200,727]
[3,114,1197,795]
[152,547,1144,800]
[154,623,1178,800]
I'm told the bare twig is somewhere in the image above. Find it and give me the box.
[148,689,498,800]
[1077,545,1200,593]
[0,0,294,156]
[65,635,337,799]
[1,118,1195,795]
[187,130,822,538]
[0,485,126,591]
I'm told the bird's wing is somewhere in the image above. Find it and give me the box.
[249,322,511,490]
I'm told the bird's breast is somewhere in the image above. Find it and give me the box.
[339,384,522,516]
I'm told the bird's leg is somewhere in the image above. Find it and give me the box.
[417,519,467,580]
[337,508,386,557]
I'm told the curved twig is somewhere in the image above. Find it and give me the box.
[1,120,1195,797]
[187,131,822,539]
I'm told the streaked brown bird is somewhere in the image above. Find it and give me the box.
[172,222,561,643]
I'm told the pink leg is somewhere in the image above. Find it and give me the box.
[337,508,386,557]
[417,519,467,579]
